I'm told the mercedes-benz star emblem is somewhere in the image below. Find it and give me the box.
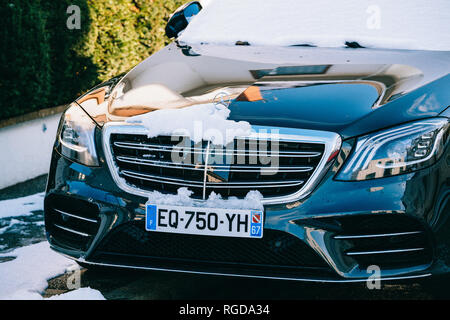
[213,91,231,108]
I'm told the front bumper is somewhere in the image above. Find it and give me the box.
[44,137,450,282]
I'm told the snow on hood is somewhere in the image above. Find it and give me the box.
[125,104,262,207]
[126,102,252,145]
[180,0,450,51]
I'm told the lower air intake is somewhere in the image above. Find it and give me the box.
[93,221,330,271]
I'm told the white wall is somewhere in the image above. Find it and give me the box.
[0,113,62,190]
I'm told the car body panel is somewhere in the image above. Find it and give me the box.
[46,42,450,282]
[45,126,449,281]
[76,43,450,140]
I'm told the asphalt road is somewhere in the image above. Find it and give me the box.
[1,175,449,300]
[45,267,441,300]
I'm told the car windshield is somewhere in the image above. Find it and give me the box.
[180,0,450,51]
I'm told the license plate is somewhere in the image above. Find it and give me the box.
[145,204,263,238]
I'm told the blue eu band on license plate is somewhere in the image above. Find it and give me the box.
[250,211,263,237]
[146,204,158,231]
[145,204,263,239]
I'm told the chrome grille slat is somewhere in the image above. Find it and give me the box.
[206,181,305,188]
[116,155,315,173]
[53,208,98,223]
[113,141,322,158]
[116,156,205,171]
[346,248,425,256]
[53,223,91,237]
[122,169,304,189]
[333,231,423,239]
[213,167,313,173]
[121,170,204,188]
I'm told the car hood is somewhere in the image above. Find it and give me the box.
[76,43,450,139]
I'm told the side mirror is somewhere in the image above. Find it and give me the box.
[165,1,202,39]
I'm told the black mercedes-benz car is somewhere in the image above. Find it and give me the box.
[45,1,450,282]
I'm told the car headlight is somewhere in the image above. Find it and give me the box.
[336,118,449,181]
[58,105,99,166]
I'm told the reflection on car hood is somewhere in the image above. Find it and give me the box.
[76,43,450,139]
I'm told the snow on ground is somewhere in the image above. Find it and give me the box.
[0,219,26,233]
[0,193,47,252]
[0,241,105,300]
[47,287,105,300]
[126,103,251,145]
[0,192,44,219]
[0,193,105,300]
[0,242,75,299]
[180,0,450,51]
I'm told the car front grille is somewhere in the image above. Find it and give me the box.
[44,194,101,251]
[93,221,330,271]
[336,215,433,270]
[107,131,327,201]
[299,214,434,270]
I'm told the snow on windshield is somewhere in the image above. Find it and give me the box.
[182,0,450,51]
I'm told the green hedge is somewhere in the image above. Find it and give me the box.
[0,1,51,119]
[0,0,186,121]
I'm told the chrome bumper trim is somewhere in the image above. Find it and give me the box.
[63,253,431,283]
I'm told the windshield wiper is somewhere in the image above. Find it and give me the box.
[291,43,317,47]
[344,41,365,48]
